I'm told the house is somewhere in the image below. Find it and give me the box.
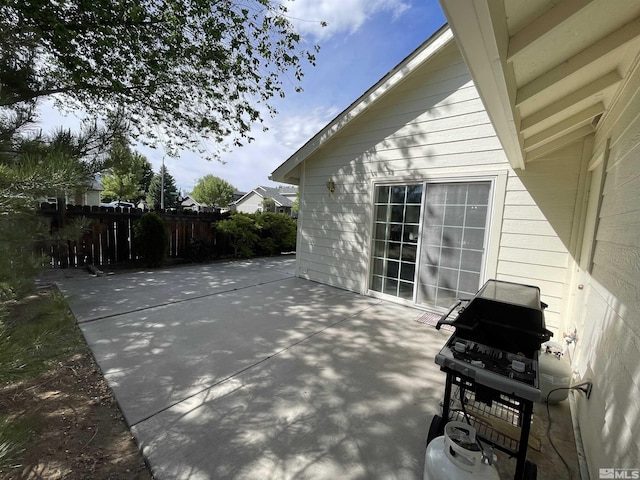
[232,185,297,215]
[232,191,247,203]
[271,2,640,476]
[45,177,104,207]
[180,194,212,212]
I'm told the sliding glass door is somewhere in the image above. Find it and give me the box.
[369,180,492,309]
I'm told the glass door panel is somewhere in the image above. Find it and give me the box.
[417,181,491,308]
[369,184,423,300]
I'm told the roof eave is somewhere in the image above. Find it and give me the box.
[270,24,455,183]
[439,0,526,170]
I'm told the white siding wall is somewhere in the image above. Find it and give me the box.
[296,42,581,333]
[84,189,101,207]
[572,70,640,475]
[235,192,264,214]
[498,143,584,332]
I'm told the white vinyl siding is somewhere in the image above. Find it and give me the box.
[295,41,579,324]
[234,192,264,214]
[572,67,640,476]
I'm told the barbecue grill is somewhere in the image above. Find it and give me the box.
[427,279,553,480]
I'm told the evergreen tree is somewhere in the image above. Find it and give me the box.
[0,123,108,301]
[138,158,154,202]
[0,56,125,303]
[146,165,178,210]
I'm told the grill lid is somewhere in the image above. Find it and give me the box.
[436,279,553,357]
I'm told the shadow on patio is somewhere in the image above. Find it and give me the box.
[59,258,450,479]
[133,300,448,480]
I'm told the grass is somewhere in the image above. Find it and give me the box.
[0,288,85,469]
[0,415,40,471]
[0,289,84,384]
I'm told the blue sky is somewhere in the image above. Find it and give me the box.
[38,0,445,194]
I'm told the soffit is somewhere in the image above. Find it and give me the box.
[441,0,640,167]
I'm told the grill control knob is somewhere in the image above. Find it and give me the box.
[454,341,467,353]
[511,360,526,372]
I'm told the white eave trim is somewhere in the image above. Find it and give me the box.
[234,189,262,205]
[439,0,525,170]
[271,25,454,183]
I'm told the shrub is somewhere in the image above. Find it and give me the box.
[133,212,168,267]
[187,237,211,263]
[255,212,296,255]
[216,213,259,258]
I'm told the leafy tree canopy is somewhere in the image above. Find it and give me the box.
[1,0,323,159]
[100,136,152,203]
[191,174,235,208]
[217,212,259,258]
[261,197,276,212]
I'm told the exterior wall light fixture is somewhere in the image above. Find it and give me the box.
[326,178,336,193]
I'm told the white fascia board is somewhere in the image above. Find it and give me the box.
[270,25,454,183]
[235,189,264,205]
[439,0,525,170]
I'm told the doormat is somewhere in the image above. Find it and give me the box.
[415,311,454,331]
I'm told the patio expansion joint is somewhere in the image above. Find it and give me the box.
[75,275,295,324]
[128,299,383,428]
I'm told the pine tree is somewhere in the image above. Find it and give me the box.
[146,165,178,210]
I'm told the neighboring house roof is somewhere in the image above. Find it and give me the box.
[181,195,207,208]
[234,186,296,208]
[270,24,454,184]
[276,186,298,197]
[90,179,104,192]
[439,0,640,169]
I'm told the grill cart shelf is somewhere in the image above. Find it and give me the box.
[426,280,552,480]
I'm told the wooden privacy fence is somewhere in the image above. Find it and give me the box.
[37,203,228,268]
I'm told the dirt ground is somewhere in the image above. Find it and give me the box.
[0,299,153,479]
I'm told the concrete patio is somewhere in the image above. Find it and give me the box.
[56,256,580,479]
[57,256,449,479]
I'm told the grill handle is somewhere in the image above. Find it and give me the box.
[436,299,463,330]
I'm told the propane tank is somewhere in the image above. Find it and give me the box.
[538,341,572,403]
[424,422,500,480]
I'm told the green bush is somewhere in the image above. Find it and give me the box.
[255,212,296,255]
[133,212,168,267]
[215,212,296,258]
[187,237,211,263]
[216,213,259,258]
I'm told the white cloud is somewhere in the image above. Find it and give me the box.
[136,104,340,194]
[283,0,411,41]
[272,106,342,149]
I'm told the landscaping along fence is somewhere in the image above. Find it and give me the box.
[37,203,227,268]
